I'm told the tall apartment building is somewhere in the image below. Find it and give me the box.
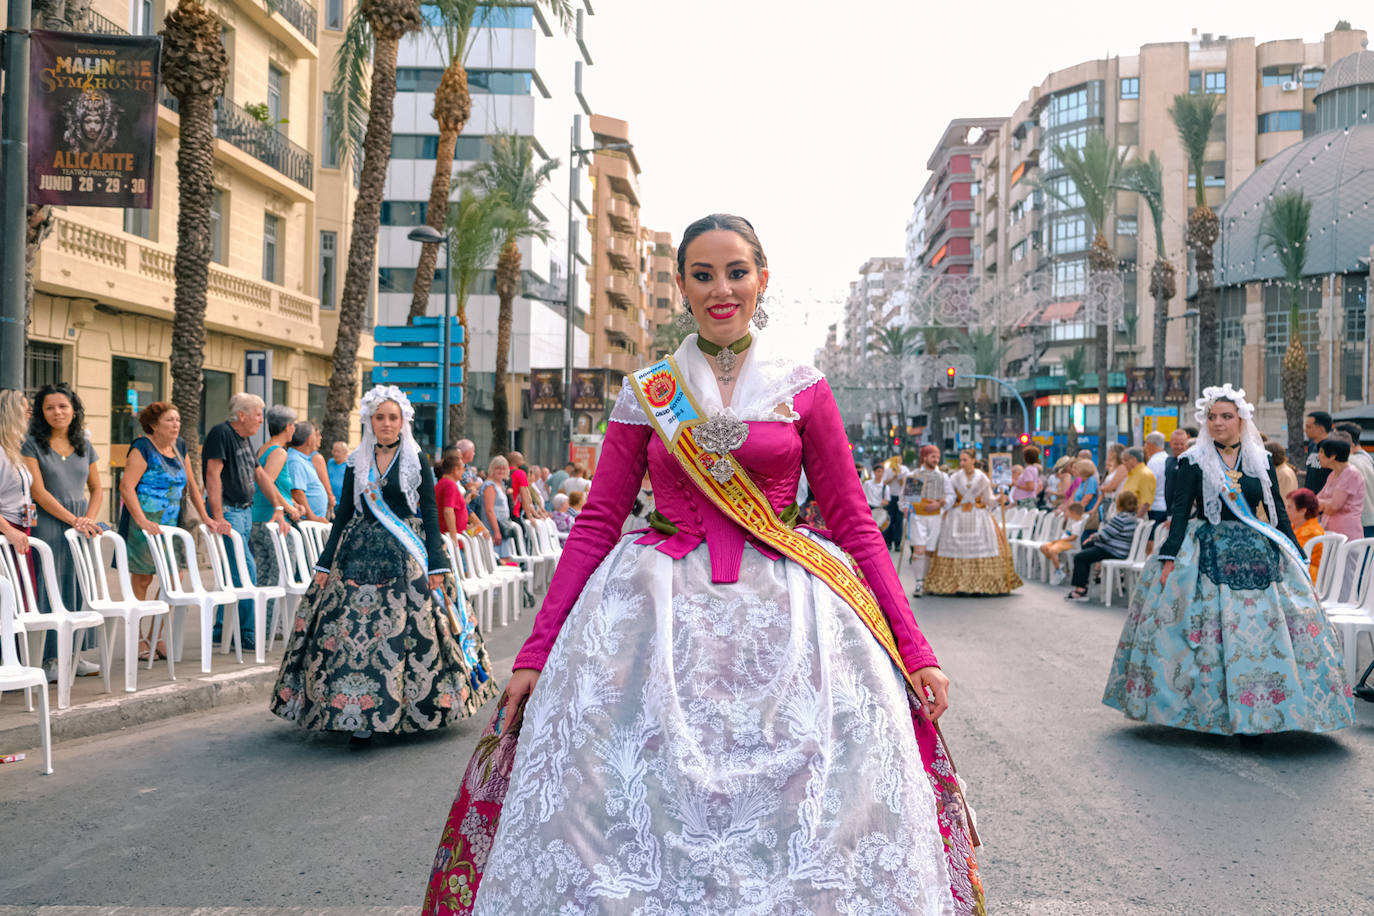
[918,120,1001,280]
[940,26,1369,439]
[840,257,905,358]
[377,2,597,461]
[23,0,362,520]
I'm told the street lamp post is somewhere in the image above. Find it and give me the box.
[1164,308,1201,397]
[407,225,452,458]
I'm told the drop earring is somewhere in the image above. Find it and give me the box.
[752,293,770,329]
[676,297,697,332]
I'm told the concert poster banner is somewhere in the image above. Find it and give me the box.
[571,370,605,411]
[29,30,161,208]
[529,370,563,410]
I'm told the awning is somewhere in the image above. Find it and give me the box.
[1039,300,1082,322]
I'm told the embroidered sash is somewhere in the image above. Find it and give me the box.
[630,357,980,847]
[363,464,488,689]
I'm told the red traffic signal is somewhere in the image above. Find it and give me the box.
[1018,433,1031,446]
[945,366,956,389]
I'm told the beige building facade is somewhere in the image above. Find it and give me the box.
[16,0,370,521]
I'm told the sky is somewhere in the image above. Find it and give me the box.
[587,0,1364,360]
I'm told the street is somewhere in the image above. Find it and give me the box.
[2,566,1371,915]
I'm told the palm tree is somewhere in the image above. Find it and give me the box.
[872,325,920,358]
[161,0,229,470]
[1115,152,1176,406]
[466,135,557,455]
[1261,190,1314,459]
[444,186,510,437]
[652,317,689,359]
[1169,92,1222,389]
[1059,346,1089,457]
[321,0,424,448]
[1040,129,1127,464]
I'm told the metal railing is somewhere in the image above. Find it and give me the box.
[160,89,314,190]
[84,11,130,34]
[271,0,318,44]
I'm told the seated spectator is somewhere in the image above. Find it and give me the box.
[561,465,590,496]
[1065,491,1140,601]
[1040,502,1087,585]
[1286,487,1325,582]
[435,453,468,537]
[567,490,586,518]
[550,493,574,534]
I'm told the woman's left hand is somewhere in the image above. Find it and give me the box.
[428,573,445,591]
[912,666,950,721]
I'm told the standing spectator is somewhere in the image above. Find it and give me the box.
[561,464,591,497]
[0,390,40,658]
[1334,422,1374,537]
[506,451,539,520]
[435,453,469,536]
[1265,441,1299,500]
[1286,488,1325,582]
[1009,446,1043,508]
[250,405,303,617]
[1065,491,1140,600]
[23,384,104,679]
[1316,436,1364,600]
[1304,411,1334,492]
[326,440,349,508]
[1164,428,1189,508]
[455,439,481,489]
[530,465,550,509]
[481,456,515,557]
[1144,431,1169,522]
[1043,456,1071,509]
[118,402,219,660]
[287,422,330,522]
[1121,447,1156,519]
[308,430,335,520]
[546,461,573,503]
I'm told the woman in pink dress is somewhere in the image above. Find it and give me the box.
[1316,436,1364,600]
[423,215,982,916]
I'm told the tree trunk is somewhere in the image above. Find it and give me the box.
[491,239,520,458]
[1089,233,1116,465]
[1282,336,1308,460]
[451,299,467,438]
[168,90,218,475]
[407,64,470,323]
[323,32,406,448]
[1149,257,1176,406]
[1188,206,1221,388]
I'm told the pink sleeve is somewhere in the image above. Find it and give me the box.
[512,419,652,671]
[796,380,940,673]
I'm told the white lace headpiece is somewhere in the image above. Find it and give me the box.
[350,385,423,514]
[1182,384,1276,525]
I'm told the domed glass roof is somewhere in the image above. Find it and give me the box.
[1314,47,1374,97]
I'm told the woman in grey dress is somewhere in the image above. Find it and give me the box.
[22,384,104,673]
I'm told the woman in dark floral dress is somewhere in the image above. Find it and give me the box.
[270,386,497,743]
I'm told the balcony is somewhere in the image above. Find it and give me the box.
[605,233,634,269]
[606,308,637,340]
[38,215,324,350]
[598,155,640,206]
[272,0,318,44]
[605,272,636,307]
[160,90,313,191]
[606,195,635,227]
[601,349,638,375]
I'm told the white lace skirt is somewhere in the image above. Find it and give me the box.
[474,534,955,915]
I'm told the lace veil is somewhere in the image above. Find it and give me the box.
[1181,383,1277,526]
[349,384,424,514]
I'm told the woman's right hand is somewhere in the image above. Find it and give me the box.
[500,668,539,734]
[1159,559,1175,586]
[138,518,161,538]
[5,527,29,554]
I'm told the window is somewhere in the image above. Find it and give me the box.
[656,297,671,309]
[1042,126,1089,173]
[322,92,339,168]
[1257,110,1302,133]
[1189,71,1202,95]
[111,357,163,447]
[1050,215,1088,255]
[319,231,337,310]
[1009,200,1025,225]
[656,271,672,283]
[396,68,444,93]
[1303,68,1325,90]
[379,267,449,295]
[1264,281,1320,400]
[379,201,428,226]
[1041,84,1102,129]
[1011,240,1028,263]
[210,188,225,264]
[326,0,343,30]
[1343,279,1368,402]
[124,206,153,240]
[467,70,533,95]
[1119,77,1139,100]
[263,213,281,283]
[390,134,493,160]
[200,369,233,440]
[267,65,286,132]
[308,384,328,425]
[1116,215,1138,236]
[131,0,154,34]
[1187,161,1227,188]
[1205,71,1226,94]
[1261,65,1296,88]
[271,380,288,411]
[24,341,63,399]
[1218,286,1246,385]
[422,4,534,28]
[1052,259,1086,297]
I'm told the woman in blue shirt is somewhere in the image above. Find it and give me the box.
[287,422,329,522]
[250,405,303,599]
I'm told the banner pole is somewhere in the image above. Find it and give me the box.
[0,0,32,389]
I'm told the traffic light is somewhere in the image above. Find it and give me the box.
[945,366,956,389]
[1018,433,1031,446]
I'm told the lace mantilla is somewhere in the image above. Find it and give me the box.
[349,384,423,514]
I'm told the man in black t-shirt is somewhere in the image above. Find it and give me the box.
[1304,411,1333,493]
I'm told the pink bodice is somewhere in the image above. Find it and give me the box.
[511,379,940,676]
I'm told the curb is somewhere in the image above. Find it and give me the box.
[0,665,278,752]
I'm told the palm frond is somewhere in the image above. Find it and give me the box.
[1060,346,1088,379]
[465,133,559,244]
[1041,130,1126,233]
[447,186,510,306]
[871,325,919,358]
[1114,151,1166,251]
[1168,93,1220,207]
[328,5,372,167]
[1260,189,1312,290]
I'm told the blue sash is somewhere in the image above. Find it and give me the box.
[363,463,488,688]
[1221,472,1311,584]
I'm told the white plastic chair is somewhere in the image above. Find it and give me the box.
[0,577,52,774]
[266,524,311,650]
[0,538,107,709]
[1324,538,1374,612]
[529,517,563,575]
[537,517,565,562]
[509,521,552,590]
[1017,513,1066,581]
[461,533,521,626]
[1308,533,1349,601]
[66,529,173,693]
[1009,511,1050,575]
[297,520,332,569]
[145,526,237,674]
[448,534,495,632]
[198,525,285,665]
[1101,522,1152,607]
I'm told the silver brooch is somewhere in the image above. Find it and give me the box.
[695,412,749,454]
[709,456,736,483]
[715,347,737,373]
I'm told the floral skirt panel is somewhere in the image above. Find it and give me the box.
[427,534,984,916]
[925,510,1022,596]
[1103,520,1355,735]
[269,512,499,733]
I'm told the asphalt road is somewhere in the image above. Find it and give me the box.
[2,568,1371,915]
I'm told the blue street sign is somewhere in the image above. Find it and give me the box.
[374,319,464,345]
[371,365,464,386]
[403,386,465,405]
[372,344,465,364]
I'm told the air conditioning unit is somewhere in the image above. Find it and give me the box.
[1280,79,1300,92]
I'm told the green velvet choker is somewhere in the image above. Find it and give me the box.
[695,333,752,357]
